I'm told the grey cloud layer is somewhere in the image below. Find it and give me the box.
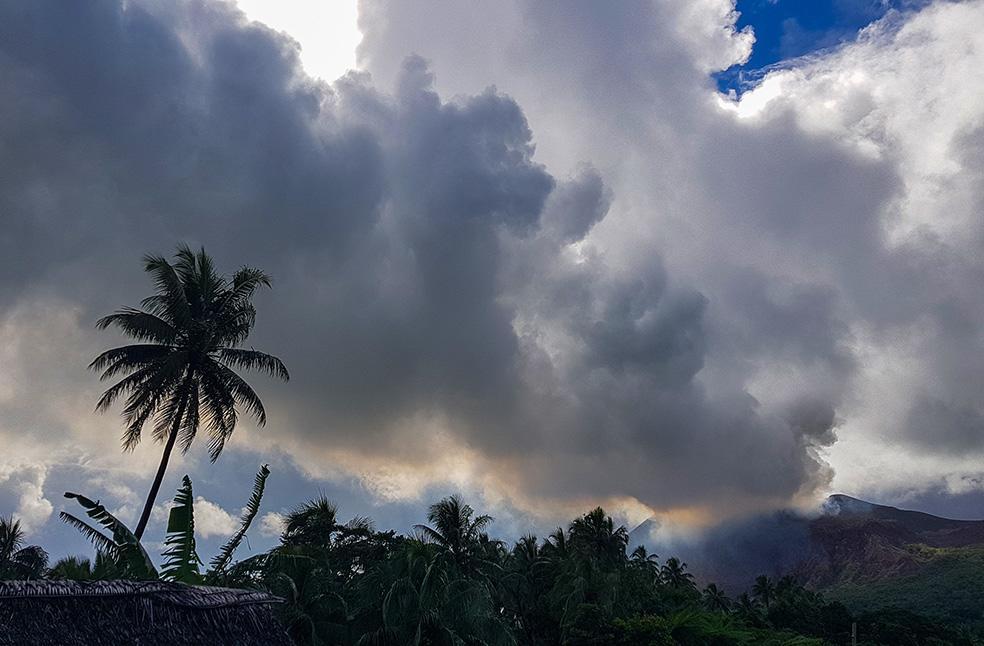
[8,0,965,524]
[354,0,984,501]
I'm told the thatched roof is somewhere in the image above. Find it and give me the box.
[0,580,292,645]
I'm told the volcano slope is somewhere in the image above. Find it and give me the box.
[801,495,984,627]
[631,494,984,628]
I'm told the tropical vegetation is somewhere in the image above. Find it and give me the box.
[90,245,288,538]
[0,517,48,580]
[6,472,972,645]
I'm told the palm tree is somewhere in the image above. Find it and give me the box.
[629,544,660,574]
[366,538,514,646]
[48,555,93,580]
[90,245,288,539]
[513,534,540,566]
[568,507,629,568]
[265,552,337,645]
[414,495,492,561]
[660,557,695,590]
[0,517,48,580]
[48,551,127,581]
[751,574,775,610]
[540,527,569,561]
[774,574,799,602]
[281,495,339,549]
[702,583,731,613]
[734,592,762,626]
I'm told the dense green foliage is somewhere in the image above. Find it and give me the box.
[59,491,158,579]
[54,466,270,587]
[828,545,984,630]
[0,517,48,580]
[10,471,980,645]
[225,496,978,645]
[160,475,203,583]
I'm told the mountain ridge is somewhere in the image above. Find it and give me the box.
[631,493,984,627]
[630,493,984,590]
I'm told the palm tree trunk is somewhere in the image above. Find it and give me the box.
[134,396,188,540]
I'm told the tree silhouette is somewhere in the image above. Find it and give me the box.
[47,551,123,581]
[752,574,776,610]
[17,490,971,644]
[90,244,288,538]
[629,545,660,574]
[660,557,695,590]
[281,496,339,549]
[0,517,47,580]
[702,583,731,613]
[414,494,492,562]
[568,507,628,568]
[540,527,569,561]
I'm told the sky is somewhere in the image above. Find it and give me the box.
[2,0,984,562]
[715,0,934,91]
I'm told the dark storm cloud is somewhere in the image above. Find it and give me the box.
[350,0,984,510]
[264,53,557,453]
[0,0,844,521]
[0,0,384,304]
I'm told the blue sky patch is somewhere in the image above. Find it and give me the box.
[717,0,931,94]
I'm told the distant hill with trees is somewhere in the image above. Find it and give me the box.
[631,493,984,635]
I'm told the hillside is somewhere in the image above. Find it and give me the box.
[796,494,984,587]
[631,494,984,628]
[799,495,984,626]
[827,545,984,627]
